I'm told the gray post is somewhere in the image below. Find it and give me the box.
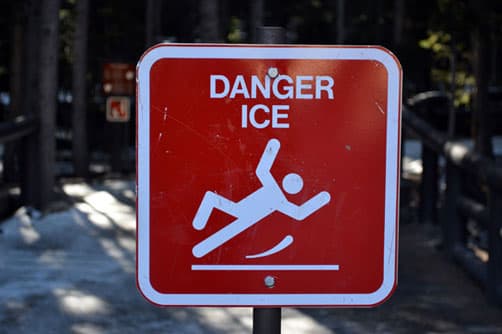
[21,0,41,207]
[442,161,464,254]
[336,0,346,44]
[36,0,60,209]
[253,308,281,334]
[250,0,264,43]
[488,186,502,305]
[420,146,438,224]
[256,27,287,44]
[72,0,89,177]
[5,7,24,184]
[199,0,220,42]
[251,26,286,334]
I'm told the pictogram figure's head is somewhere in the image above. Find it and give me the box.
[282,173,304,194]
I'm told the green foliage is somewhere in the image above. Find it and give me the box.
[420,30,474,107]
[57,1,77,89]
[430,68,475,107]
[0,0,500,101]
[227,17,244,43]
[59,5,75,65]
[419,31,451,56]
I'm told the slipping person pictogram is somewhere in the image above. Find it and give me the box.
[192,138,331,258]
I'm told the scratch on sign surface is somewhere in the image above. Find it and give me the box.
[160,112,238,165]
[375,101,385,114]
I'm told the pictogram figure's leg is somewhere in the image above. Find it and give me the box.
[192,217,256,258]
[192,191,239,230]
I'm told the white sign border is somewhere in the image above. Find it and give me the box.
[136,44,401,307]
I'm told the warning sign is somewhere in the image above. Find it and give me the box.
[106,96,130,122]
[136,44,402,307]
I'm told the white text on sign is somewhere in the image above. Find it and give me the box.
[210,74,335,129]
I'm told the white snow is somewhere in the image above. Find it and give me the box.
[0,178,334,333]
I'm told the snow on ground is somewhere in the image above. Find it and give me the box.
[402,136,502,180]
[0,179,332,334]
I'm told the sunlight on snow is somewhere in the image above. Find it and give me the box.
[53,288,110,316]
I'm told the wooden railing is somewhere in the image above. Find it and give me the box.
[403,92,502,305]
[0,115,38,214]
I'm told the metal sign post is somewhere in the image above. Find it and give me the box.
[253,308,281,334]
[252,26,286,334]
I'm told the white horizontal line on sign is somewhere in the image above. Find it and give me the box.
[191,264,340,271]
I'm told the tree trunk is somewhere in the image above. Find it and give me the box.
[249,0,264,43]
[72,0,89,177]
[9,6,23,120]
[375,0,384,43]
[393,0,404,46]
[5,4,25,183]
[448,42,457,138]
[36,0,60,209]
[199,0,220,42]
[336,0,345,44]
[21,0,42,206]
[145,0,162,47]
[23,0,41,119]
[472,15,493,157]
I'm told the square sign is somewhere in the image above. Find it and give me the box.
[137,44,401,307]
[106,96,130,122]
[103,62,135,95]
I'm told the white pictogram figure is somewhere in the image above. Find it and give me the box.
[192,138,331,258]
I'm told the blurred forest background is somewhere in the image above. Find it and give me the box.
[0,0,502,208]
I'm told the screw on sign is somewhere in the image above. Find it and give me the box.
[136,44,402,307]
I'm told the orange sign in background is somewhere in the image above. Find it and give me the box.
[103,63,135,96]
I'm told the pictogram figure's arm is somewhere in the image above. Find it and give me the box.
[277,191,331,220]
[256,138,280,186]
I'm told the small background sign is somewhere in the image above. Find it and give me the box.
[106,96,130,122]
[103,63,135,95]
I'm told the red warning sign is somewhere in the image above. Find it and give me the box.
[136,44,402,307]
